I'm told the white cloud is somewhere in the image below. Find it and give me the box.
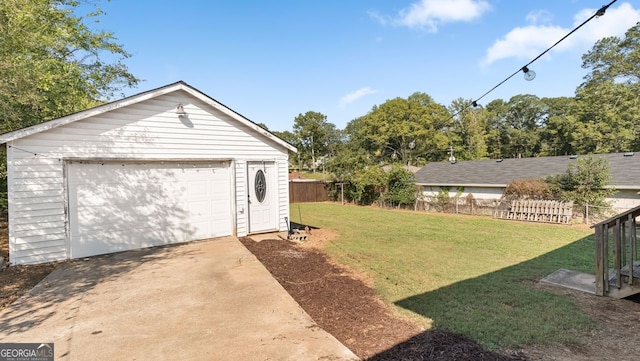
[483,25,567,65]
[339,87,378,107]
[368,10,388,26]
[372,0,490,31]
[572,3,640,45]
[525,10,553,25]
[483,2,640,66]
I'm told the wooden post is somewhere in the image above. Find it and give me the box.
[628,214,634,286]
[595,223,605,296]
[586,203,589,225]
[632,216,638,276]
[614,219,622,289]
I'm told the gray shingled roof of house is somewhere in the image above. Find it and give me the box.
[414,152,640,189]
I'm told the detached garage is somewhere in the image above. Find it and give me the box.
[0,81,296,265]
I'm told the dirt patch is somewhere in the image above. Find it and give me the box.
[0,262,58,310]
[240,233,526,361]
[0,218,59,310]
[521,284,640,361]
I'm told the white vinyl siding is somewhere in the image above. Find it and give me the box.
[422,186,505,200]
[277,159,290,231]
[6,90,290,264]
[234,160,248,237]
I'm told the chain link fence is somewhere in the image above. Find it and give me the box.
[416,195,627,225]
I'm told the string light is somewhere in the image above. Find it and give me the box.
[8,145,62,161]
[449,0,617,117]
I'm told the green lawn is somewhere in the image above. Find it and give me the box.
[289,203,596,350]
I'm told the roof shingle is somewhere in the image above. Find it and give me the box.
[414,153,640,188]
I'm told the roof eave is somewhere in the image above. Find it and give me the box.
[416,183,509,188]
[415,183,640,190]
[178,84,297,153]
[0,81,298,153]
[0,82,186,144]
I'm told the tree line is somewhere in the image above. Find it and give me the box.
[274,22,640,183]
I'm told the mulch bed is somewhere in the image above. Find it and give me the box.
[240,236,528,361]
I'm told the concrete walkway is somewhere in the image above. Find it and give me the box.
[541,268,596,294]
[0,237,359,360]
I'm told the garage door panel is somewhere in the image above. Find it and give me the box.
[72,226,190,257]
[68,162,232,259]
[74,204,182,233]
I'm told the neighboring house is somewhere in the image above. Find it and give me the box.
[415,153,640,211]
[0,81,296,265]
[381,165,422,174]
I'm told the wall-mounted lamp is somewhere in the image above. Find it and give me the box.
[522,66,536,81]
[176,103,187,116]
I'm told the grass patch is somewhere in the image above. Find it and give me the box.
[297,171,329,180]
[290,203,595,350]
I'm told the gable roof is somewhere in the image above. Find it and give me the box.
[0,81,296,152]
[415,153,640,189]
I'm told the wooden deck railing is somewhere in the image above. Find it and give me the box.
[594,205,640,297]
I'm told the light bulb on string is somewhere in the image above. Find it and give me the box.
[522,66,536,81]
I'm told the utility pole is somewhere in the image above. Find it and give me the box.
[311,134,316,173]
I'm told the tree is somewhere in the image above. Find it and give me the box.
[547,155,615,210]
[353,92,450,165]
[351,165,387,205]
[0,0,140,133]
[0,0,139,208]
[271,129,299,170]
[581,22,640,84]
[448,98,488,160]
[504,94,547,158]
[503,179,553,200]
[292,111,338,172]
[484,99,510,159]
[575,21,640,153]
[538,97,578,156]
[573,81,639,153]
[383,165,417,207]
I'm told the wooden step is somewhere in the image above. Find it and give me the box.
[607,261,640,298]
[606,284,640,299]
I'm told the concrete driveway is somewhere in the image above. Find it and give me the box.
[0,237,359,360]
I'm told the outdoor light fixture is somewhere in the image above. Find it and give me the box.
[596,4,609,17]
[448,146,456,164]
[522,66,536,81]
[472,101,478,107]
[176,103,187,116]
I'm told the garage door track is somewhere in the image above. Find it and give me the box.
[0,237,358,360]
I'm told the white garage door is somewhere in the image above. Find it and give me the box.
[67,161,232,259]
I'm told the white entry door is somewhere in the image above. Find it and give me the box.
[247,161,277,233]
[67,161,232,259]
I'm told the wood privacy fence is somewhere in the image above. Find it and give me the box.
[494,200,574,224]
[289,180,329,203]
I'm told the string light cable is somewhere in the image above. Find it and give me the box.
[452,0,618,118]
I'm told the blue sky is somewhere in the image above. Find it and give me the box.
[81,0,640,131]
